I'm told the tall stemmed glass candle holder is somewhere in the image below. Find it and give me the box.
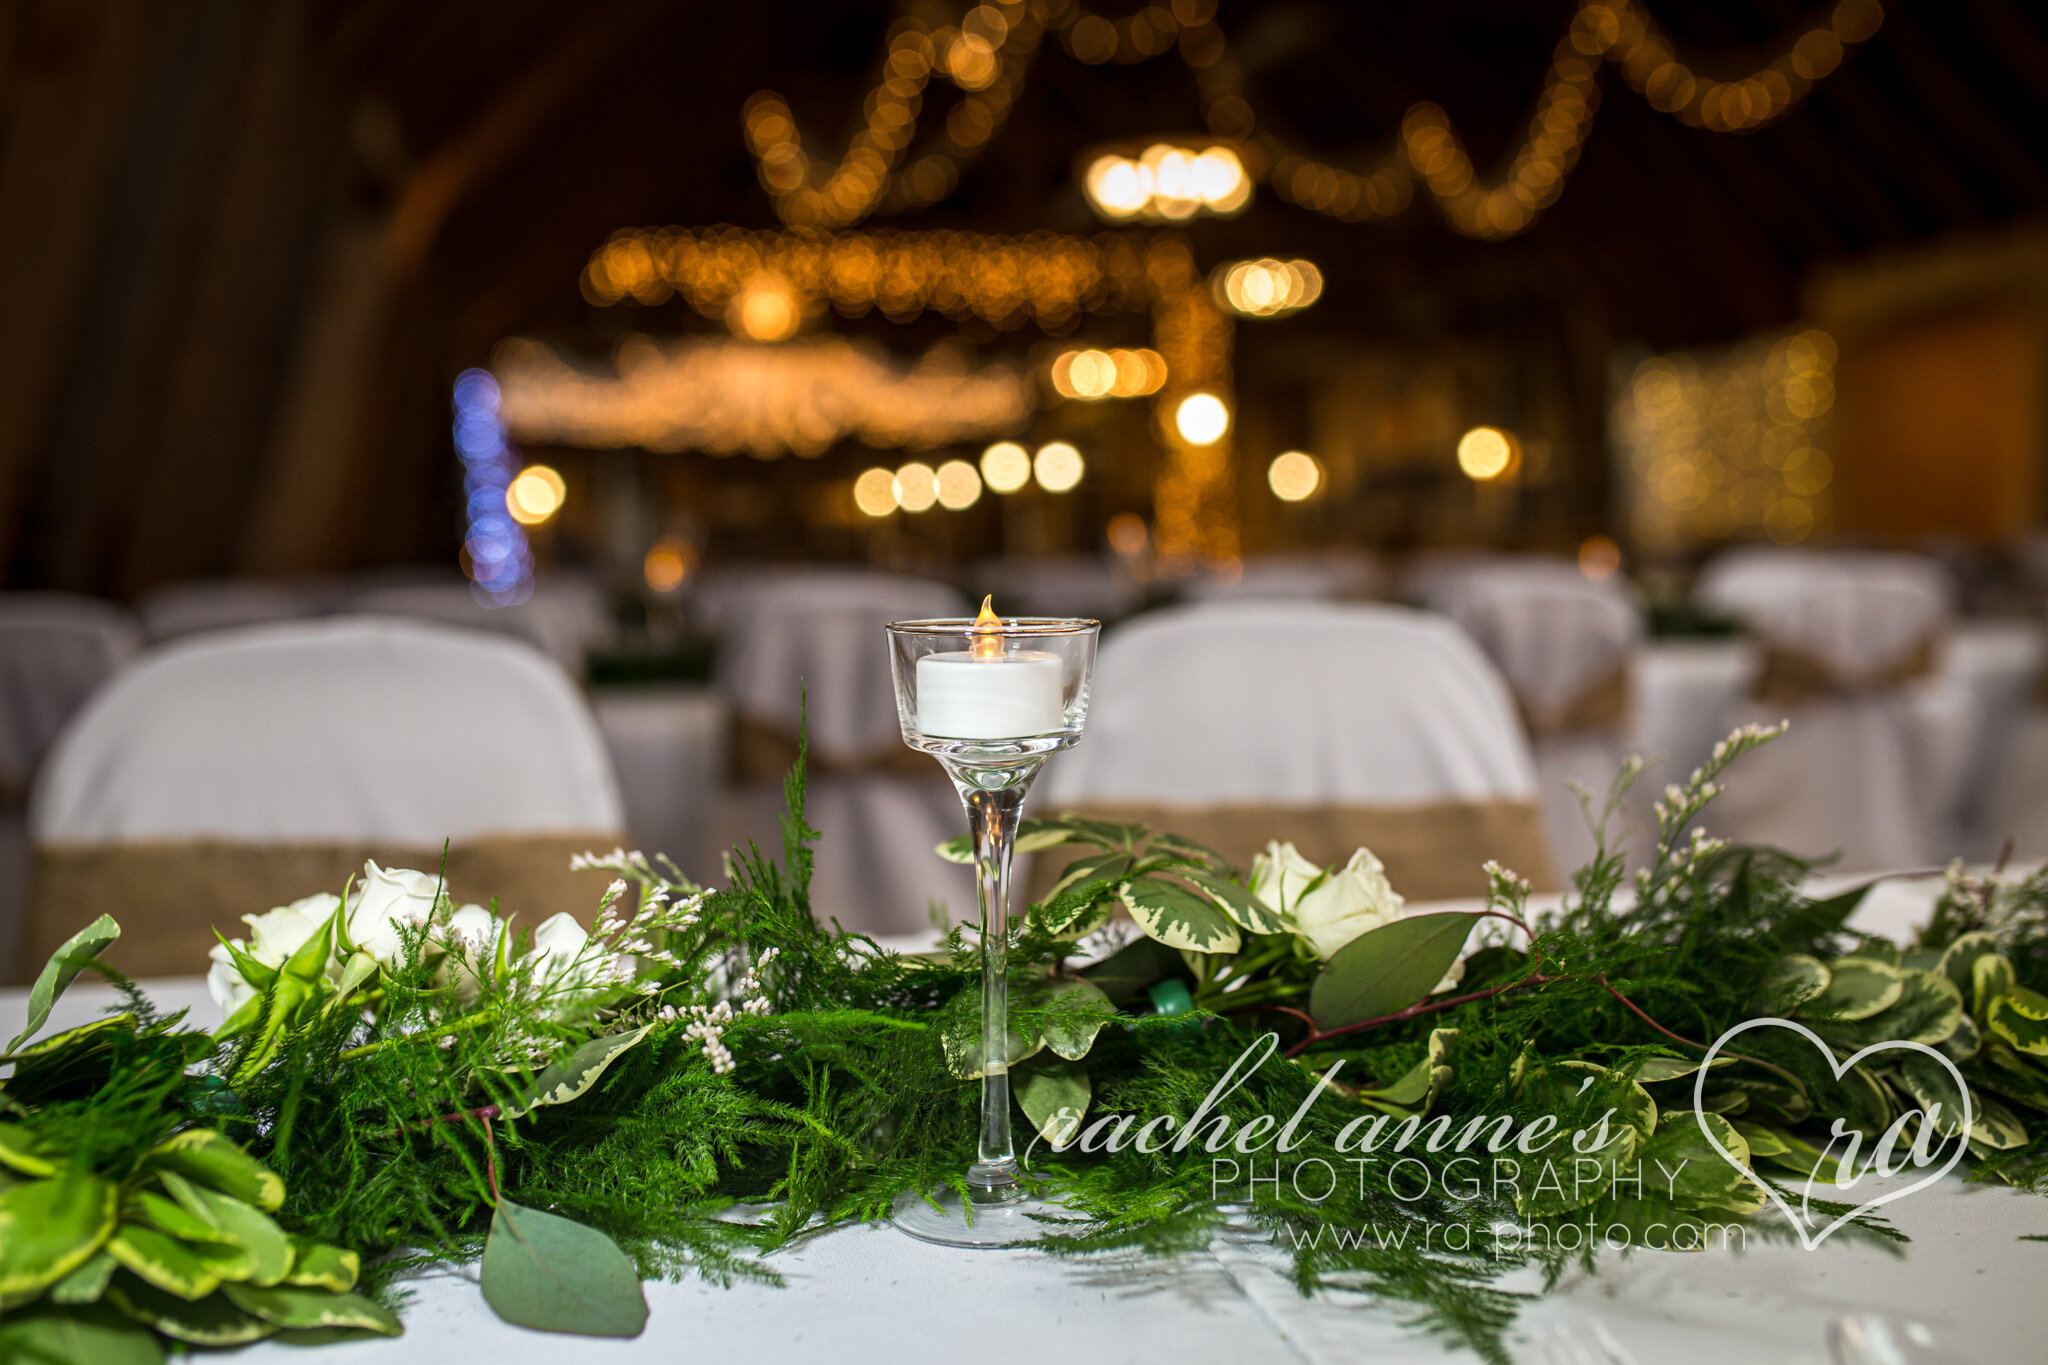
[886,600,1098,1247]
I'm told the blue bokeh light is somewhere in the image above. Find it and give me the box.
[452,368,531,607]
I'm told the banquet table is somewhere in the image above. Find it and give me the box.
[6,879,2046,1365]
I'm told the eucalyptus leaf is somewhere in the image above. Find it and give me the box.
[0,1175,118,1298]
[1015,1059,1090,1148]
[6,915,120,1053]
[1120,879,1241,954]
[505,1025,654,1119]
[480,1198,648,1338]
[1309,913,1477,1030]
[1728,1119,1792,1159]
[1038,977,1114,1061]
[1630,1055,1735,1085]
[0,1305,165,1365]
[1985,984,2048,1057]
[938,1001,1043,1080]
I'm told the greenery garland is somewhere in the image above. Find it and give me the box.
[4,724,2048,1363]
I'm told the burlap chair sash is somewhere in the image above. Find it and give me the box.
[1753,636,1938,705]
[729,713,931,784]
[1025,798,1556,906]
[23,833,621,984]
[1516,662,1632,738]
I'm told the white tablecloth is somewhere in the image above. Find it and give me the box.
[7,878,2045,1363]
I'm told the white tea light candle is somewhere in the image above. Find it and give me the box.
[913,598,1065,739]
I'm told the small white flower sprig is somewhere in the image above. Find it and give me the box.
[1635,720,1788,903]
[570,845,791,1078]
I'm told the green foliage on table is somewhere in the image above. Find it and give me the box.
[0,1009,394,1358]
[15,720,2048,1364]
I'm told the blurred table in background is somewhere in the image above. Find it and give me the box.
[591,684,727,883]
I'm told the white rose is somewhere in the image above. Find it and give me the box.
[347,862,442,966]
[1291,848,1405,959]
[528,912,590,985]
[206,892,342,1015]
[437,903,501,1001]
[206,956,255,1016]
[1249,840,1324,917]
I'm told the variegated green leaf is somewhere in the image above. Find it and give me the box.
[1758,954,1830,1011]
[1057,815,1147,851]
[1973,953,2016,1019]
[283,1238,359,1293]
[48,1251,118,1305]
[145,1130,283,1212]
[1987,984,2048,1057]
[157,1172,291,1287]
[1967,1091,2028,1152]
[1936,931,2002,997]
[1149,832,1229,870]
[505,1025,653,1119]
[938,1009,1043,1080]
[221,1282,400,1335]
[1175,868,1287,934]
[105,1225,221,1300]
[6,914,120,1053]
[0,1305,165,1364]
[0,1174,117,1298]
[1797,957,1901,1021]
[1120,879,1240,954]
[1043,851,1130,905]
[0,1120,56,1177]
[103,1273,276,1345]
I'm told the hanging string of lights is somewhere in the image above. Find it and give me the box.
[741,0,1884,241]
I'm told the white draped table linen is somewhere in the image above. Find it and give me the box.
[1423,560,1644,875]
[6,875,2043,1365]
[703,569,973,937]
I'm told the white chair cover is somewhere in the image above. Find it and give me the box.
[965,556,1139,621]
[1048,600,1538,806]
[0,593,143,980]
[1981,611,2048,861]
[1182,551,1384,604]
[33,617,622,844]
[0,594,143,798]
[1692,550,1963,873]
[347,576,608,679]
[591,686,728,883]
[708,570,971,937]
[1426,562,1644,875]
[137,578,332,641]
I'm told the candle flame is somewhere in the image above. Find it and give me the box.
[971,595,1003,660]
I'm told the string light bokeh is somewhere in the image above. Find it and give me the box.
[1614,329,1839,551]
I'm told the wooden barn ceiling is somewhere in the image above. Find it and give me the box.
[2,0,2045,592]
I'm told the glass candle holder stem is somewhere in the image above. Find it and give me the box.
[951,762,1041,1200]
